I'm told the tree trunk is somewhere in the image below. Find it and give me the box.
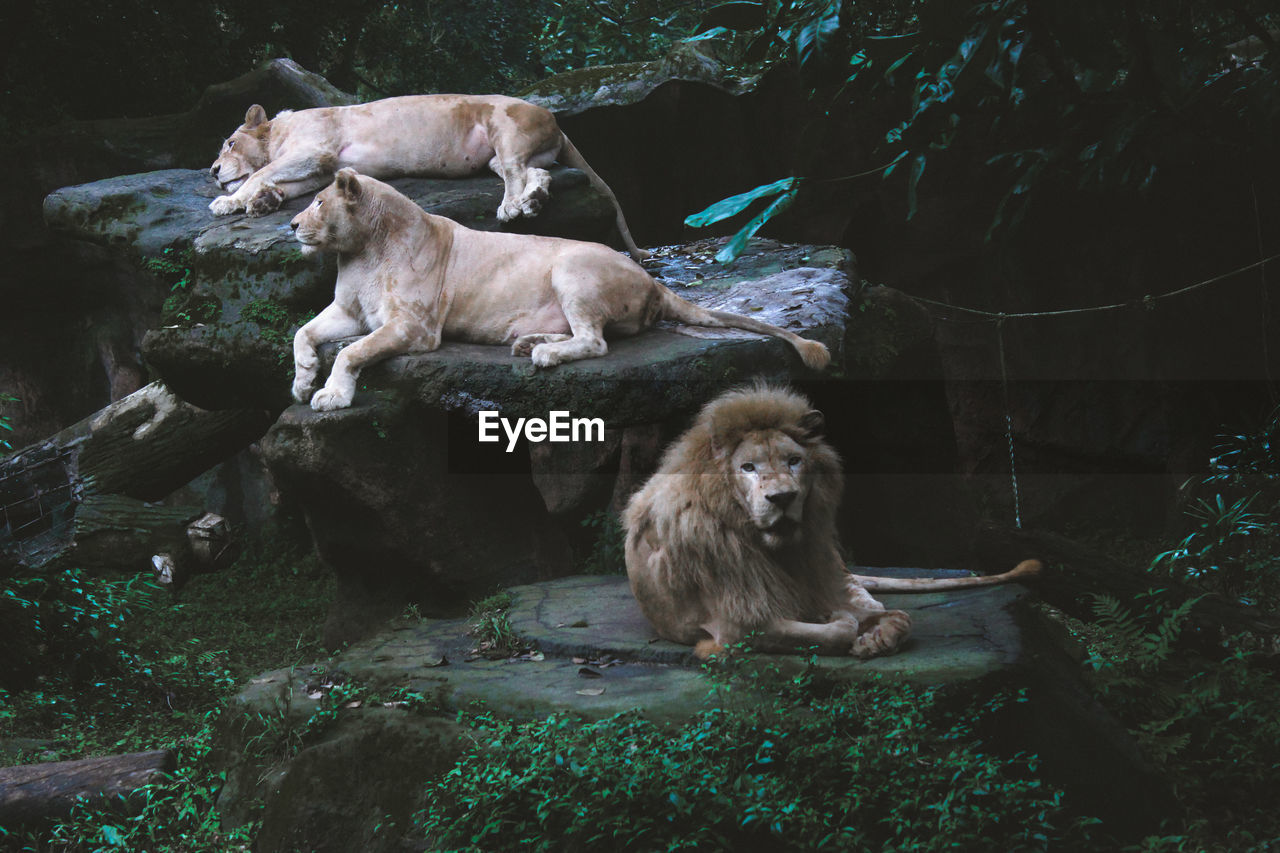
[0,382,270,574]
[0,749,175,826]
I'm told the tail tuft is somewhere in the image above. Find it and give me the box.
[1010,559,1043,579]
[797,339,831,371]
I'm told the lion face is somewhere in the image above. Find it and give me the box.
[727,429,812,549]
[290,169,365,255]
[209,105,270,191]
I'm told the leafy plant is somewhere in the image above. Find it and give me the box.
[685,0,1280,258]
[0,393,16,454]
[467,592,529,659]
[579,509,626,574]
[1072,591,1280,846]
[415,672,1096,851]
[1153,410,1280,606]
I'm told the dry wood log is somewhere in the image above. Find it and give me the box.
[0,382,268,574]
[0,749,175,827]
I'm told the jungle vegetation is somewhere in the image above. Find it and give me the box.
[2,1,1280,850]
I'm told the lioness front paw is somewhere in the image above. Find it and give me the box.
[530,344,562,369]
[496,200,522,222]
[209,195,241,216]
[310,386,353,411]
[246,185,284,217]
[849,609,911,660]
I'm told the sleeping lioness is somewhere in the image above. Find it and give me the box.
[208,94,648,259]
[289,169,830,411]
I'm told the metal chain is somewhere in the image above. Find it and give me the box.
[995,317,1023,529]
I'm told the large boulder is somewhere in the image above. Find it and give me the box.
[43,166,619,412]
[2,60,357,450]
[254,237,851,643]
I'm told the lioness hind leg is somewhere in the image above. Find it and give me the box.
[491,156,530,223]
[518,168,552,217]
[512,333,571,358]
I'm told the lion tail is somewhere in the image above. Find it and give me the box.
[850,559,1042,592]
[655,286,831,371]
[558,134,650,261]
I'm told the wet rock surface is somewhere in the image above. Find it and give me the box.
[212,570,1032,851]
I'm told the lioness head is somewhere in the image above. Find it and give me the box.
[209,104,271,191]
[290,168,367,255]
[709,389,828,550]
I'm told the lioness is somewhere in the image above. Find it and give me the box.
[208,94,648,259]
[624,384,1041,659]
[289,169,830,411]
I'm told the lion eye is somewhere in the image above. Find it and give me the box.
[788,456,802,466]
[227,140,235,149]
[740,462,756,473]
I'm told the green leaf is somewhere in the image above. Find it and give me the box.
[684,177,798,228]
[714,185,799,263]
[795,0,841,69]
[906,153,927,220]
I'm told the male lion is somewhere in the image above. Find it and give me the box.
[623,384,1041,660]
[288,170,830,411]
[208,94,648,259]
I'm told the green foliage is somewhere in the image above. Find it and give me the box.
[0,527,332,759]
[149,248,221,327]
[415,672,1096,851]
[14,712,259,851]
[4,1,708,133]
[1151,409,1280,607]
[1,527,333,847]
[1075,593,1280,847]
[579,509,626,574]
[685,0,1280,252]
[467,592,528,659]
[0,393,16,454]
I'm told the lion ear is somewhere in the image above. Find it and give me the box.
[244,104,268,128]
[334,168,362,201]
[798,409,825,440]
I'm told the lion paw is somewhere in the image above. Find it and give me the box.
[209,195,241,216]
[519,196,543,217]
[496,200,522,222]
[310,386,353,411]
[247,185,284,217]
[850,609,911,660]
[530,344,562,369]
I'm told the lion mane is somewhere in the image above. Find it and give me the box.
[624,383,1040,659]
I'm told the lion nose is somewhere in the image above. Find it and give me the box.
[289,218,299,231]
[765,490,797,509]
[209,165,218,178]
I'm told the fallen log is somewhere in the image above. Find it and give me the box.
[0,749,175,827]
[0,382,268,574]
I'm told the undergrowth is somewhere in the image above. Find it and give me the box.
[0,526,334,849]
[1068,406,1280,849]
[415,662,1099,851]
